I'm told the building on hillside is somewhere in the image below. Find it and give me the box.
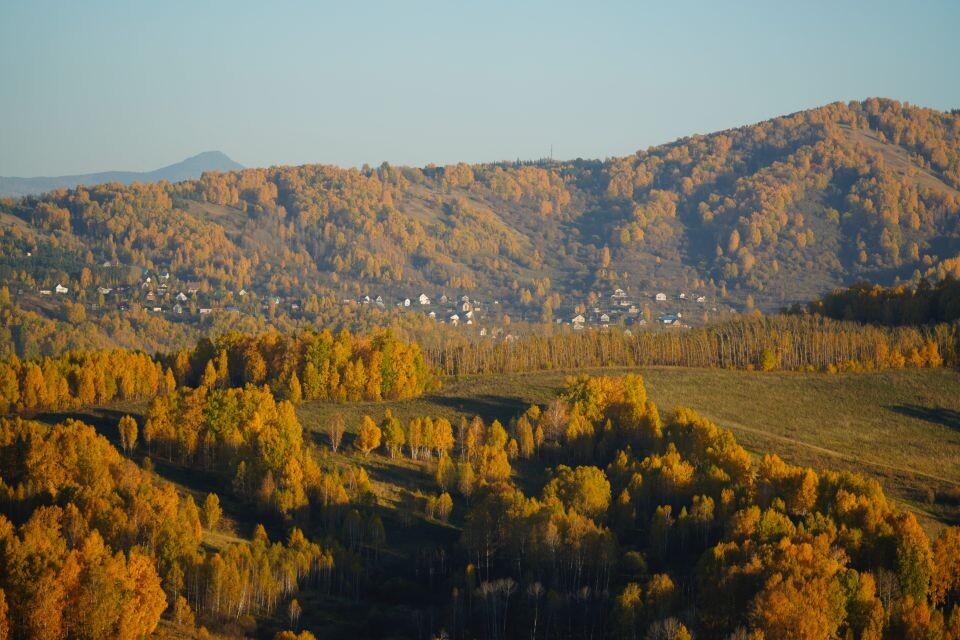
[55,284,69,294]
[449,313,460,326]
[697,295,706,303]
[572,314,586,325]
[600,313,611,324]
[419,293,431,305]
[655,292,667,301]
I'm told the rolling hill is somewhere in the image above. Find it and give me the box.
[1,98,959,355]
[0,150,243,197]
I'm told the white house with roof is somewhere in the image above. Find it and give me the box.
[572,314,586,325]
[55,284,69,294]
[600,313,611,323]
[697,295,706,303]
[419,293,431,305]
[655,292,666,301]
[449,313,460,326]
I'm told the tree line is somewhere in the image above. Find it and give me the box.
[0,327,433,414]
[424,315,957,376]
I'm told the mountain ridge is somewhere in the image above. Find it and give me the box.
[2,97,960,358]
[0,150,243,197]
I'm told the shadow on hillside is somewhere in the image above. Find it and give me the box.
[33,408,128,444]
[425,393,529,424]
[887,404,960,432]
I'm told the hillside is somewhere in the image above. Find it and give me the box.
[0,150,243,197]
[2,98,960,356]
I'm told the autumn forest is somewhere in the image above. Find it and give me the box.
[1,97,960,640]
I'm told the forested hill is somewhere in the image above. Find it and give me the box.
[1,98,960,348]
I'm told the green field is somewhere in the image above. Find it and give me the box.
[296,366,960,528]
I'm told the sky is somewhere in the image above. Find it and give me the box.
[1,0,959,177]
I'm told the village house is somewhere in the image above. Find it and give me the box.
[55,284,69,294]
[419,293,430,305]
[449,313,460,326]
[461,301,472,312]
[97,286,113,295]
[176,292,188,302]
[600,313,611,324]
[186,282,202,294]
[572,314,586,325]
[173,303,184,314]
[238,289,247,297]
[439,294,448,304]
[428,311,436,319]
[40,289,52,295]
[679,293,687,300]
[402,298,411,307]
[199,308,212,315]
[697,295,706,303]
[655,292,667,301]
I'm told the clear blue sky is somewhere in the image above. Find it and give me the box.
[2,0,959,176]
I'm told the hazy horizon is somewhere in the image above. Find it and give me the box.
[2,0,959,177]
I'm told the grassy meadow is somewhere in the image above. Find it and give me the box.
[296,366,960,529]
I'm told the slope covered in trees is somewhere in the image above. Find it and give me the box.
[804,276,960,325]
[2,98,960,356]
[5,369,959,639]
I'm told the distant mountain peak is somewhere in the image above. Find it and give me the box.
[0,152,245,198]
